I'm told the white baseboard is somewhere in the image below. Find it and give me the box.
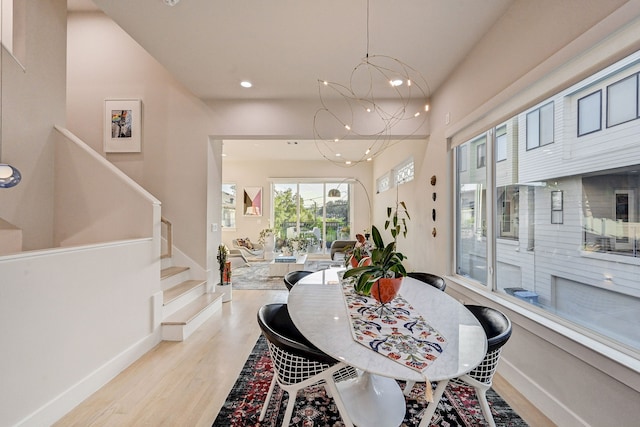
[499,356,589,427]
[16,331,161,427]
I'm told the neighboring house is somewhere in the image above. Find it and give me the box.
[457,51,640,351]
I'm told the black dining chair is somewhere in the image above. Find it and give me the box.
[257,303,356,426]
[403,305,512,427]
[451,305,512,427]
[283,270,313,291]
[407,272,447,291]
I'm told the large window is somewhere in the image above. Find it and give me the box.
[272,181,351,253]
[578,90,602,136]
[455,51,640,355]
[607,74,638,127]
[456,136,487,284]
[526,101,554,149]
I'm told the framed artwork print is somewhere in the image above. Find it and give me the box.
[104,99,142,153]
[243,187,262,216]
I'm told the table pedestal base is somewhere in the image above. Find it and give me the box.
[335,372,405,427]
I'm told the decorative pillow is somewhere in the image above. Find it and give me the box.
[244,238,254,250]
[236,238,254,250]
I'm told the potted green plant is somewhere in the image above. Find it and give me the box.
[258,227,275,245]
[342,225,406,295]
[342,201,410,296]
[216,244,230,285]
[385,200,410,242]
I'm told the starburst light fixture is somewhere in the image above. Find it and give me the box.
[314,1,430,167]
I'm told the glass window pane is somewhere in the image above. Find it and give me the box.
[221,183,236,229]
[496,125,507,162]
[540,102,554,145]
[458,145,468,172]
[456,137,487,284]
[298,183,324,253]
[272,181,352,254]
[458,53,640,353]
[273,183,298,251]
[526,109,540,149]
[578,91,602,136]
[607,74,637,127]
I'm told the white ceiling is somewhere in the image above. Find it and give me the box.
[68,0,514,160]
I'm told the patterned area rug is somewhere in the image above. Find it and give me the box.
[231,261,288,290]
[213,336,528,427]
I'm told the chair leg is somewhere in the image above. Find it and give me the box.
[417,380,448,427]
[281,390,297,427]
[259,375,277,421]
[403,380,416,396]
[474,385,496,427]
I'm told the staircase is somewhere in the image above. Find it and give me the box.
[160,218,224,341]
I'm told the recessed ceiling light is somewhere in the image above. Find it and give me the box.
[390,79,403,87]
[335,153,341,157]
[240,81,253,88]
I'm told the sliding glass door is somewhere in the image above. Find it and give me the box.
[272,181,351,253]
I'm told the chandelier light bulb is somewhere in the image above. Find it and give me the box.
[240,81,252,88]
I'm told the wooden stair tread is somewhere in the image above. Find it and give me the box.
[163,280,206,305]
[161,266,189,280]
[162,292,224,326]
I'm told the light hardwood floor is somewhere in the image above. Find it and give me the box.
[54,289,554,426]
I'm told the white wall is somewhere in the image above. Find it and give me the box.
[0,0,67,251]
[66,11,220,268]
[0,240,160,427]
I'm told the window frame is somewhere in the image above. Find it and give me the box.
[526,101,555,150]
[577,90,602,137]
[606,73,639,128]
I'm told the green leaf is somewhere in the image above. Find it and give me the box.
[372,225,384,248]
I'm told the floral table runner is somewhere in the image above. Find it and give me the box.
[340,279,448,400]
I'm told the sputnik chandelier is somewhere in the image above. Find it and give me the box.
[314,1,430,167]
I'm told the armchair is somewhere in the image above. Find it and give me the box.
[329,240,356,261]
[232,238,264,259]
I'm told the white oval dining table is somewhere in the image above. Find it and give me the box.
[288,268,487,427]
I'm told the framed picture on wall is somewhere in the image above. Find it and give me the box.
[104,99,142,153]
[243,187,262,216]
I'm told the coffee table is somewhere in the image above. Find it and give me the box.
[268,254,308,276]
